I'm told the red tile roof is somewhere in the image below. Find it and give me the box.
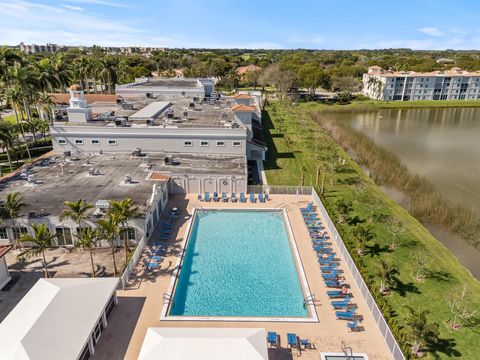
[147,172,170,181]
[231,104,256,112]
[233,94,253,99]
[0,245,13,259]
[49,93,118,105]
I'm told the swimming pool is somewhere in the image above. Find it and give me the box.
[163,209,316,321]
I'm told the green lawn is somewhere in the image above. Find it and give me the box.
[263,101,480,359]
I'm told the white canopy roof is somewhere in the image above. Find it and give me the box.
[129,101,171,120]
[0,278,119,360]
[138,327,268,360]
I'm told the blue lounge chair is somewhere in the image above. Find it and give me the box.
[347,319,360,331]
[213,192,219,202]
[287,333,299,349]
[327,290,344,298]
[331,295,351,309]
[249,192,255,203]
[319,253,336,264]
[143,258,159,270]
[321,264,338,273]
[300,338,313,350]
[221,192,227,202]
[204,192,210,202]
[258,192,265,203]
[265,193,270,201]
[267,331,279,347]
[197,194,203,201]
[325,280,341,288]
[231,192,237,202]
[148,246,164,255]
[146,251,163,262]
[240,192,246,203]
[322,271,338,280]
[336,308,356,320]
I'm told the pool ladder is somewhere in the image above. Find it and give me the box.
[162,293,172,305]
[304,294,316,305]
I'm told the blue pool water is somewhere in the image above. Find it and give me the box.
[169,210,308,318]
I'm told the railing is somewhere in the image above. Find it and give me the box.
[246,185,312,195]
[310,188,405,360]
[248,184,405,359]
[119,235,147,289]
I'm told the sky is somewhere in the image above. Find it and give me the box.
[1,0,480,50]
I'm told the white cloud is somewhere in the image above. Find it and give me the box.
[287,35,324,46]
[64,0,132,8]
[419,27,443,37]
[63,4,84,11]
[0,0,282,48]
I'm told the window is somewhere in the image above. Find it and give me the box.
[184,141,193,147]
[120,227,136,241]
[200,141,209,147]
[91,139,100,145]
[74,139,84,145]
[233,141,241,147]
[58,139,66,145]
[0,228,7,239]
[56,227,73,246]
[13,227,28,240]
[108,139,117,146]
[216,141,225,146]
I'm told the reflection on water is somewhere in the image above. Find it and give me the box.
[344,108,480,211]
[326,108,480,279]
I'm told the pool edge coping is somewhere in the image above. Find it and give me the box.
[160,207,319,323]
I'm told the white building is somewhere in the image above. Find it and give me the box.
[49,78,266,195]
[363,66,480,101]
[138,328,268,360]
[0,278,119,360]
[0,245,12,290]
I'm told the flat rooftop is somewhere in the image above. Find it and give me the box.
[0,153,246,217]
[55,95,247,129]
[0,154,165,217]
[130,79,200,88]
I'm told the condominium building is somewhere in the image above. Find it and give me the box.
[362,66,480,101]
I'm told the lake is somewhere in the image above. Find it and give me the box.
[326,107,480,279]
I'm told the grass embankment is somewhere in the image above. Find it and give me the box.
[309,110,480,248]
[301,97,480,113]
[263,101,480,359]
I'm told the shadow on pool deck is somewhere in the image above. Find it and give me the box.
[92,296,146,360]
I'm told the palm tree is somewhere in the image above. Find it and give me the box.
[5,85,31,160]
[352,224,374,256]
[5,192,25,248]
[36,91,55,120]
[108,198,139,262]
[35,58,59,93]
[18,224,56,277]
[0,122,15,172]
[404,306,440,357]
[50,53,71,92]
[97,215,123,277]
[60,199,93,246]
[75,227,99,277]
[376,255,398,294]
[335,199,352,224]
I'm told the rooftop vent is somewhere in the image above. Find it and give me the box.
[89,167,100,176]
[115,118,127,127]
[124,174,132,184]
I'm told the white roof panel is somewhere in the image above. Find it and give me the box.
[129,101,171,120]
[138,327,268,360]
[0,278,119,360]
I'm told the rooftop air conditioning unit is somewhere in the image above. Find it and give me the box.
[193,96,199,102]
[189,102,195,108]
[146,119,154,126]
[115,118,127,127]
[64,151,71,157]
[116,97,124,104]
[183,111,188,118]
[166,112,174,119]
[122,103,133,110]
[146,92,153,98]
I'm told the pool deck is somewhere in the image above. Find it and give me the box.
[92,195,392,360]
